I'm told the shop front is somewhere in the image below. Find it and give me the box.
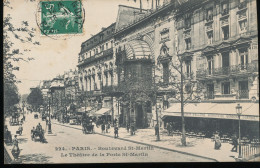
[162,102,259,139]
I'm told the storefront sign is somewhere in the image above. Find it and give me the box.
[163,112,259,121]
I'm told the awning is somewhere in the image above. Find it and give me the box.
[94,108,111,115]
[162,103,259,121]
[77,107,92,113]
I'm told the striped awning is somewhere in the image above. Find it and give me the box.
[162,103,259,121]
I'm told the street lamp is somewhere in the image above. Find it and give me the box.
[47,91,52,134]
[236,103,242,158]
[156,101,160,141]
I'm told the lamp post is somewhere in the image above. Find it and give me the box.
[47,91,52,134]
[156,101,160,141]
[22,101,25,119]
[236,103,242,158]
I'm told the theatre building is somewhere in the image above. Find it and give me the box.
[161,0,259,139]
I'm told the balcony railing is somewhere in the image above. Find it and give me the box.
[196,62,258,79]
[238,90,249,99]
[80,48,113,65]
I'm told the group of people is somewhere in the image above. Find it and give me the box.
[213,132,239,152]
[31,123,45,141]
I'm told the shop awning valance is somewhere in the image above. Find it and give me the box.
[95,108,111,115]
[162,103,259,121]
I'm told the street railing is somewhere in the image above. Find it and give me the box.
[241,143,260,160]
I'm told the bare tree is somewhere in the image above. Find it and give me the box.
[157,51,203,146]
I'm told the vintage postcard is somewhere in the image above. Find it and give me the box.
[3,0,259,164]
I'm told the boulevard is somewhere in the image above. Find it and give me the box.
[5,112,213,163]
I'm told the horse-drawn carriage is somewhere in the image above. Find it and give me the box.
[82,117,94,134]
[34,114,38,119]
[31,126,46,143]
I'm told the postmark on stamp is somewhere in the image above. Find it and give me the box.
[39,0,84,36]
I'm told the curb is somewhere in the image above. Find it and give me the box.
[53,122,218,162]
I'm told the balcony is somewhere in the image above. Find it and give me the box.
[196,62,258,79]
[79,48,113,66]
[238,90,249,99]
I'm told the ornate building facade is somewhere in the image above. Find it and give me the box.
[77,0,258,133]
[77,23,119,122]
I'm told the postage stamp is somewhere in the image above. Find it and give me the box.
[40,0,83,35]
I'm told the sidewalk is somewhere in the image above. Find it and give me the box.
[53,121,239,162]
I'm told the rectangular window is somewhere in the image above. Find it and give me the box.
[206,8,213,21]
[184,17,191,29]
[239,81,249,99]
[222,82,230,94]
[160,28,169,41]
[207,84,214,99]
[239,20,247,33]
[185,38,191,50]
[238,0,247,9]
[207,56,214,75]
[106,43,108,50]
[207,31,213,44]
[222,2,229,16]
[239,48,248,70]
[185,60,191,77]
[222,26,229,40]
[163,63,169,83]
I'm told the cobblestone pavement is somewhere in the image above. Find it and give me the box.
[5,112,215,163]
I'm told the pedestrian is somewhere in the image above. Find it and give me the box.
[130,123,135,135]
[126,123,130,133]
[231,134,238,152]
[166,123,171,136]
[155,124,159,136]
[114,125,119,138]
[11,135,20,160]
[106,122,110,133]
[31,127,36,140]
[214,132,221,150]
[18,124,23,135]
[101,123,105,133]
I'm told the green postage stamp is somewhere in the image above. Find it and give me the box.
[40,0,84,35]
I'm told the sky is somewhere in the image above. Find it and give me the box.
[4,0,153,95]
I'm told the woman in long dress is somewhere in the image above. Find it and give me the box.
[11,135,20,160]
[214,133,222,150]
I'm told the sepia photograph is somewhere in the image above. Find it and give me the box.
[3,0,259,164]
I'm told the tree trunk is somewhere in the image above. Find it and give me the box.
[181,60,186,146]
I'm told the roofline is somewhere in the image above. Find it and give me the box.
[81,22,116,46]
[118,5,149,11]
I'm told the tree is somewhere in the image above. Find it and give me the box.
[157,51,203,146]
[4,83,20,115]
[4,0,40,114]
[27,88,44,111]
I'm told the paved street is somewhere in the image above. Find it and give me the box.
[5,112,214,163]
